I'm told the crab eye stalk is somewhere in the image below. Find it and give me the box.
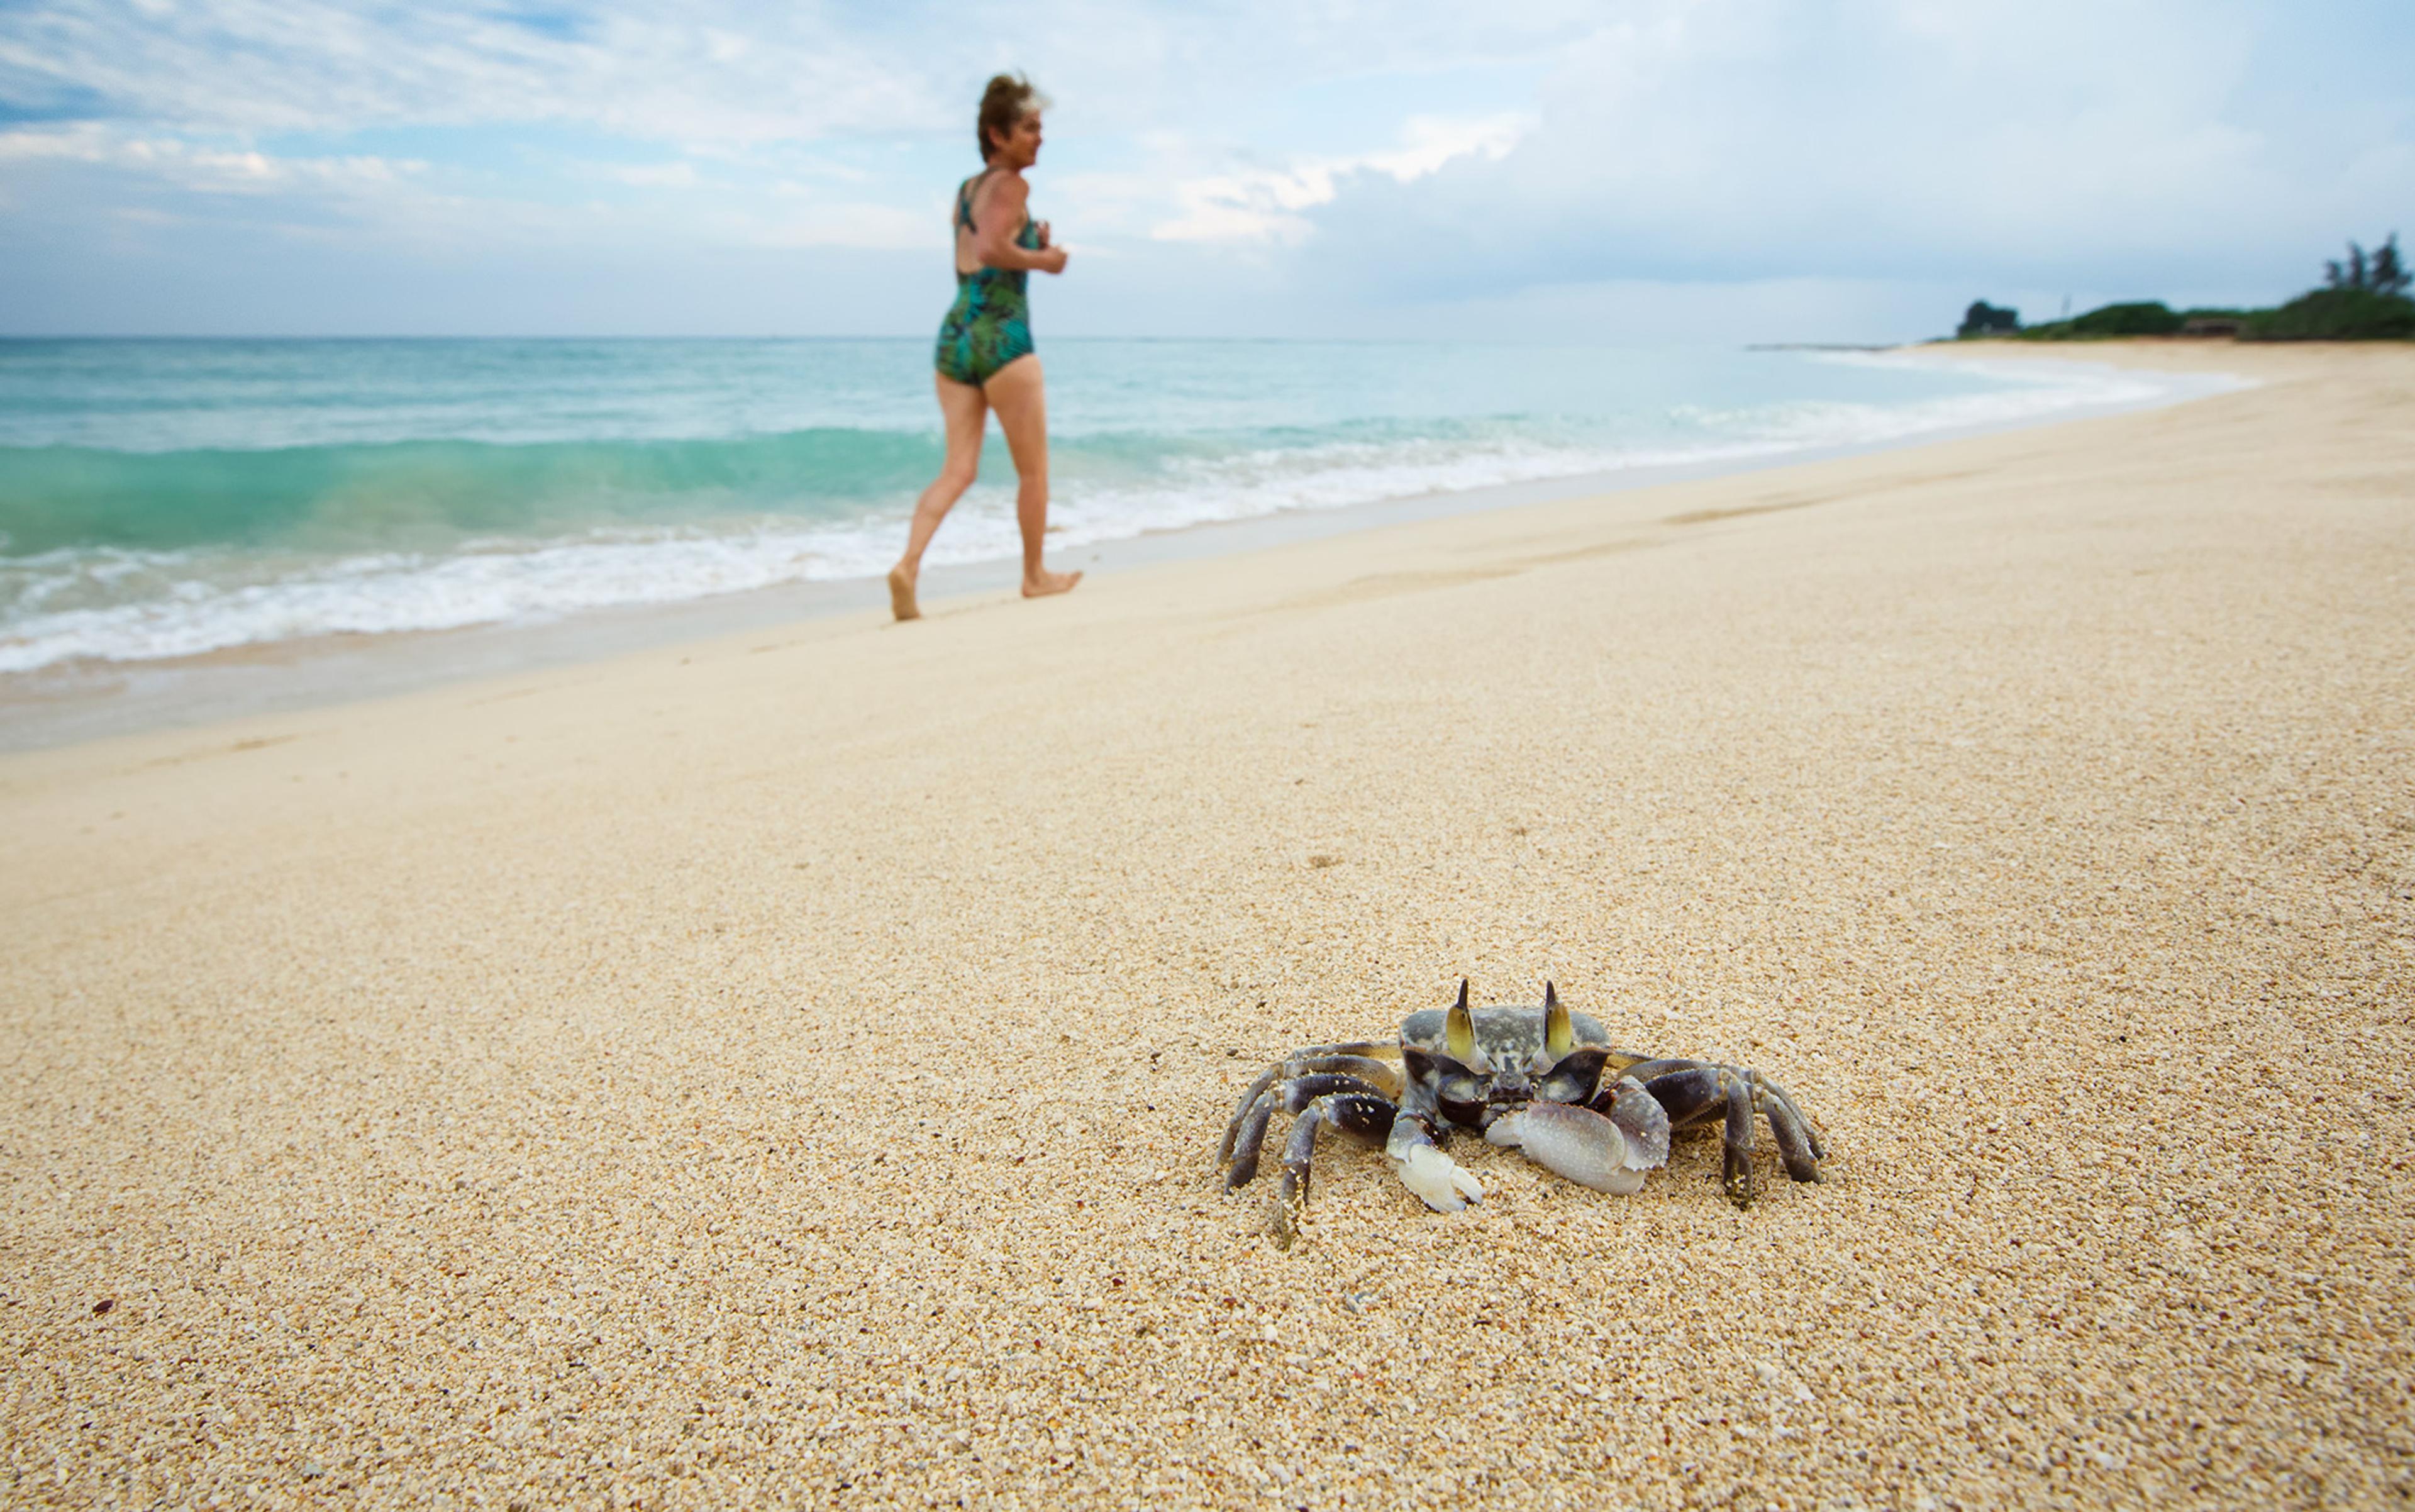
[1543,981,1572,1057]
[1446,979,1476,1063]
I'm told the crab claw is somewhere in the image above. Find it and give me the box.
[1392,1144,1484,1212]
[1600,1076,1672,1170]
[1492,1103,1657,1195]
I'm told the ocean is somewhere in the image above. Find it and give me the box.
[0,338,2184,675]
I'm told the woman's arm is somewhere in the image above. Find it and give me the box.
[973,174,1068,274]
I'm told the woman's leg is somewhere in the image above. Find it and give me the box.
[890,374,989,621]
[982,356,1080,599]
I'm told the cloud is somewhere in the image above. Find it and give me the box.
[5,125,958,267]
[1289,0,2415,303]
[0,0,945,145]
[611,162,699,190]
[1149,113,1533,244]
[745,203,938,252]
[3,0,2409,336]
[0,123,423,195]
[0,122,108,160]
[0,0,1597,150]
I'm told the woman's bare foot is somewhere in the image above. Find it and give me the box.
[1021,568,1082,599]
[887,565,919,621]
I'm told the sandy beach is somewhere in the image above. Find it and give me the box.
[4,339,2410,1508]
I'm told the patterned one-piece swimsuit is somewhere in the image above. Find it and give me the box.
[934,171,1042,386]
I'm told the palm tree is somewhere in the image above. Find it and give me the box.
[2326,234,2408,296]
[2370,235,2409,297]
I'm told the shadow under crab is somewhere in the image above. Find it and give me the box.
[1219,981,1825,1231]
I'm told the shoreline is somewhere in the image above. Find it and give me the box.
[4,338,2410,1507]
[0,347,2241,754]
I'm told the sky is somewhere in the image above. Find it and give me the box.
[1,0,2409,342]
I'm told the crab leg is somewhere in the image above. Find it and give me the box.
[1627,1062,1724,1127]
[1621,1058,1707,1103]
[1218,1043,1399,1164]
[1753,1072,1828,1164]
[1720,1072,1759,1207]
[1284,1072,1392,1106]
[1629,1064,1760,1206]
[1224,1070,1396,1190]
[1753,1073,1824,1182]
[1629,1060,1823,1157]
[1289,1054,1401,1104]
[1276,1092,1397,1209]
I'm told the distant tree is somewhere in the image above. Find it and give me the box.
[2244,286,2415,341]
[2065,301,2184,336]
[2373,235,2409,297]
[2326,234,2409,296]
[1956,300,2019,337]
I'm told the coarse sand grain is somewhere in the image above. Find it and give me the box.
[4,342,2411,1509]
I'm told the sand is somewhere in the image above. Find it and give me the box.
[3,339,2410,1509]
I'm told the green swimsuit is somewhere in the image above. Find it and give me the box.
[934,171,1042,387]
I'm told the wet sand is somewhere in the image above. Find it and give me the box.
[4,339,2410,1508]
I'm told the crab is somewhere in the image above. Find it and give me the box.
[1219,981,1824,1229]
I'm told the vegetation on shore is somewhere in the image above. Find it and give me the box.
[2245,286,2415,341]
[1957,234,2413,342]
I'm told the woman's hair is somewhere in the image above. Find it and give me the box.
[977,74,1048,161]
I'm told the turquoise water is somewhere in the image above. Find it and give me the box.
[0,339,2165,672]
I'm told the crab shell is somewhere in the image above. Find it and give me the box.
[1397,986,1624,1132]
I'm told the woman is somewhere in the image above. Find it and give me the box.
[887,74,1080,621]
